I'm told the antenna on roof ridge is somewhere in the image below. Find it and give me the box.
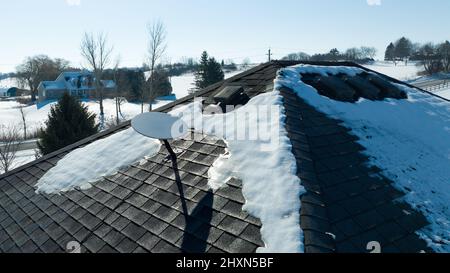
[267,48,273,62]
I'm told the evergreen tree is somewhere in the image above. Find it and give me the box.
[385,42,396,61]
[329,48,340,61]
[394,37,413,61]
[438,40,450,72]
[207,57,225,84]
[194,51,210,89]
[148,69,173,98]
[38,93,99,155]
[194,51,225,89]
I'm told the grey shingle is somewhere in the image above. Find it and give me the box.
[122,222,147,242]
[1,61,431,254]
[142,216,169,235]
[152,240,181,253]
[137,232,160,251]
[116,237,138,253]
[84,234,106,253]
[218,216,248,236]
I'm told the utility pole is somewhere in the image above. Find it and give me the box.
[267,48,273,62]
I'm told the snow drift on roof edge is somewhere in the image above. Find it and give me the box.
[171,92,306,253]
[277,64,450,252]
[35,128,161,194]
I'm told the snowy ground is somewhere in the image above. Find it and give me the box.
[11,149,37,170]
[0,77,18,89]
[277,64,450,252]
[362,61,422,81]
[0,70,245,134]
[0,69,247,173]
[435,87,450,100]
[171,70,243,99]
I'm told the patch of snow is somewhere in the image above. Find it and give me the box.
[35,128,161,194]
[277,64,450,252]
[363,61,422,81]
[435,87,450,100]
[172,92,305,253]
[0,99,170,136]
[1,149,36,174]
[171,74,196,99]
[0,77,18,89]
[171,70,245,100]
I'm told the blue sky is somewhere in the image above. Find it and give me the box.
[0,0,449,73]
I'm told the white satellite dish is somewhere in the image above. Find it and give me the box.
[131,112,188,140]
[131,112,188,161]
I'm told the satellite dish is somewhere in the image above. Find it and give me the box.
[131,112,188,140]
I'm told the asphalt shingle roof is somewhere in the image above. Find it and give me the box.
[0,133,264,253]
[280,87,431,253]
[0,61,437,253]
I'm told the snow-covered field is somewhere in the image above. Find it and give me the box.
[0,77,18,89]
[0,70,244,133]
[362,61,422,81]
[0,70,246,173]
[435,88,450,100]
[277,64,450,252]
[171,70,243,99]
[11,149,37,170]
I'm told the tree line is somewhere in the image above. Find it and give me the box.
[384,37,450,75]
[282,46,377,63]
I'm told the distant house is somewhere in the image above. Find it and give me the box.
[37,71,116,103]
[0,87,18,97]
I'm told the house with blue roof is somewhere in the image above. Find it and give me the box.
[37,71,116,104]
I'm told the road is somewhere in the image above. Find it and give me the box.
[0,139,38,152]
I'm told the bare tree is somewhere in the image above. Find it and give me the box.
[112,56,122,125]
[80,32,113,128]
[146,20,167,112]
[241,58,251,69]
[16,55,70,102]
[360,47,377,59]
[0,125,22,174]
[19,106,27,140]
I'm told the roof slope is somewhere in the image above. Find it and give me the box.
[0,133,263,253]
[280,87,431,253]
[0,62,280,253]
[0,61,442,253]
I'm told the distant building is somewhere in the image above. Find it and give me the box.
[0,87,18,97]
[37,71,116,103]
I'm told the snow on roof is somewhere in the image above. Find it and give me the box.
[35,128,161,194]
[58,71,91,79]
[42,81,66,90]
[276,64,450,252]
[172,92,305,253]
[101,80,116,89]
